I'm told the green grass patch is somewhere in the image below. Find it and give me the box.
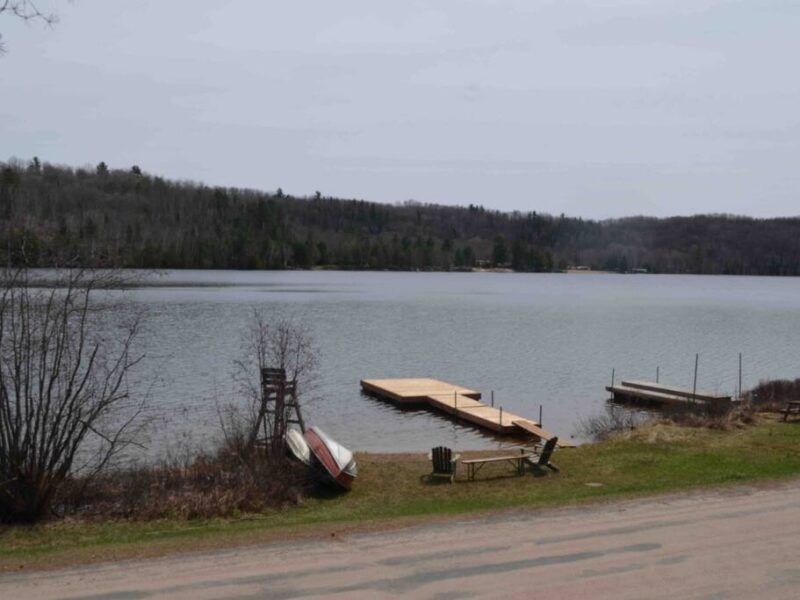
[2,420,799,571]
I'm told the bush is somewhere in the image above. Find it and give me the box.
[578,405,651,441]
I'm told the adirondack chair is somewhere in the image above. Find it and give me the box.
[428,446,461,483]
[529,437,560,473]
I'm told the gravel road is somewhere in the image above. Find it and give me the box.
[3,481,800,599]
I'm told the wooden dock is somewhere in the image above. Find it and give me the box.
[360,378,574,447]
[360,378,481,404]
[607,379,732,407]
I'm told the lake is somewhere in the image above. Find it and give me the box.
[120,270,800,455]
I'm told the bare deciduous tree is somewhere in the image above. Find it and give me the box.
[221,311,318,461]
[0,267,146,523]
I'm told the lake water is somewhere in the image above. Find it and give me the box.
[120,270,800,455]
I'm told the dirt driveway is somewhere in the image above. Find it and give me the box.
[3,481,800,599]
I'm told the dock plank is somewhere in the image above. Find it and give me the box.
[427,393,522,433]
[513,420,576,448]
[426,394,484,411]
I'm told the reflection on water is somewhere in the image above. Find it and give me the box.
[102,270,800,455]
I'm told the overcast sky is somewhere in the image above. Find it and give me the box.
[1,1,798,218]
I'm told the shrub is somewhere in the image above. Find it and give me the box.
[578,405,651,441]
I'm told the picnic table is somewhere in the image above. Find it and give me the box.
[461,451,535,481]
[783,401,800,422]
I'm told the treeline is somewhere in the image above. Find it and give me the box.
[2,158,800,275]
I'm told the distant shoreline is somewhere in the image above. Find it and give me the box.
[4,161,800,277]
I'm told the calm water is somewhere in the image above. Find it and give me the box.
[117,270,800,455]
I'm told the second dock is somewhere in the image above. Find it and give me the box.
[607,379,732,407]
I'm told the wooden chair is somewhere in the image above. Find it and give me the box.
[528,437,560,473]
[428,446,460,483]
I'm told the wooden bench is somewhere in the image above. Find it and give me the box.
[783,401,800,422]
[462,451,534,481]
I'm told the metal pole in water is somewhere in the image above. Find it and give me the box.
[609,368,615,400]
[656,366,660,383]
[738,353,743,400]
[491,390,494,407]
[692,353,699,401]
[539,404,543,426]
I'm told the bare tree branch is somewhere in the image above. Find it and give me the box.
[0,1,57,24]
[0,0,58,54]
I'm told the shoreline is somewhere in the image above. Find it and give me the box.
[2,418,798,573]
[17,266,800,279]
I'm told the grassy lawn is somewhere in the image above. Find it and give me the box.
[2,419,799,571]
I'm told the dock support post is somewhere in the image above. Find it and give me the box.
[656,366,659,383]
[692,354,699,401]
[491,390,494,407]
[539,404,543,426]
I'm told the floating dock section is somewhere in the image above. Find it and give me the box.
[607,379,732,407]
[360,378,574,447]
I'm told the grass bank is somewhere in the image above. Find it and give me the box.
[2,418,799,571]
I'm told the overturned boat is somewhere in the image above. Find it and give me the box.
[303,426,358,490]
[285,428,313,467]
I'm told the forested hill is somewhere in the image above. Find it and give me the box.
[2,159,800,275]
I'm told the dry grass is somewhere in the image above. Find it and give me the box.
[56,453,312,521]
[662,402,758,430]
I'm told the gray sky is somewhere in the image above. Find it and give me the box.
[1,1,799,218]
